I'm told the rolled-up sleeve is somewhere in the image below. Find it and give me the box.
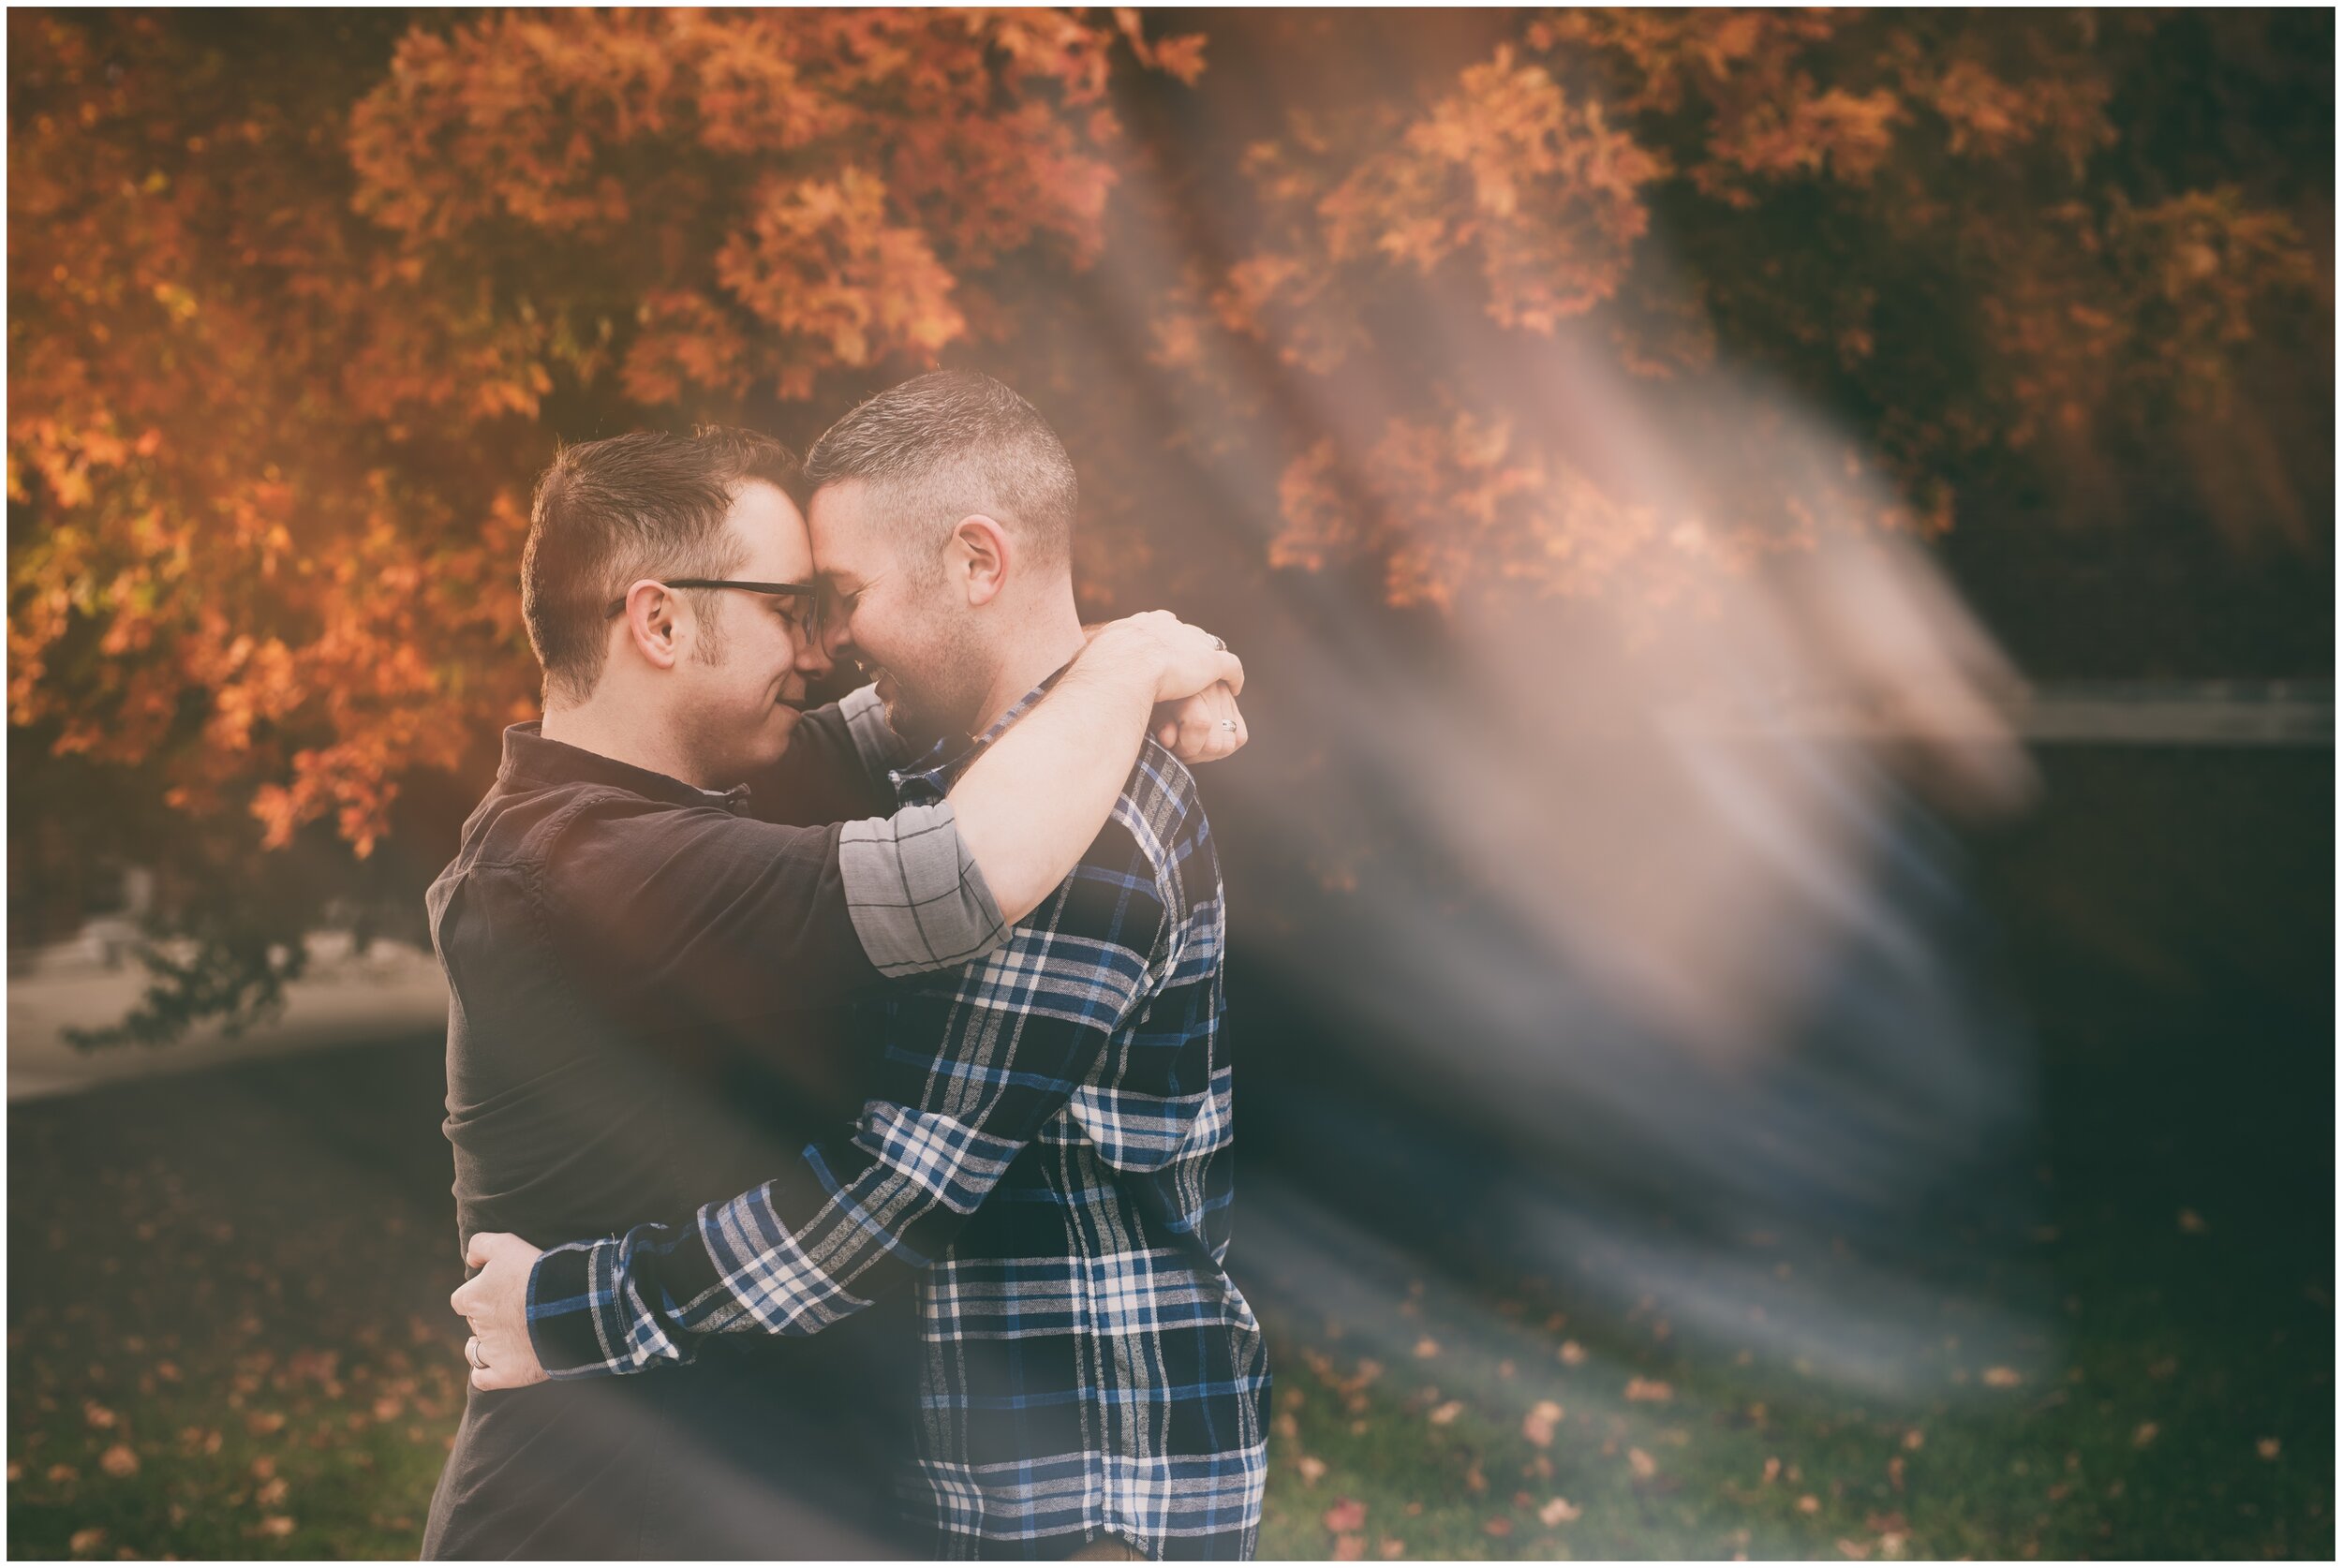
[544,789,1005,1031]
[839,800,1006,977]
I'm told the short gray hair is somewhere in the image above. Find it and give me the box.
[802,370,1075,572]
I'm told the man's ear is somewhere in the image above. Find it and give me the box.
[617,579,685,671]
[949,515,1012,608]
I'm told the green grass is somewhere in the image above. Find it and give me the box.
[1248,1131,2331,1561]
[7,1038,471,1560]
[7,752,2333,1559]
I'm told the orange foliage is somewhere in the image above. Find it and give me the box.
[10,8,1178,862]
[7,7,2325,897]
[1145,8,2319,614]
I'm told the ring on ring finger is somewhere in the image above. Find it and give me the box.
[467,1336,487,1371]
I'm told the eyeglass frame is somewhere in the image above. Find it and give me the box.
[602,578,822,626]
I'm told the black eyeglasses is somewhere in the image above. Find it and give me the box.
[603,579,820,620]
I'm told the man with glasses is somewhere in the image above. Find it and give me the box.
[421,424,1245,1558]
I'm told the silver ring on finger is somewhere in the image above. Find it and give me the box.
[1211,636,1226,651]
[467,1336,487,1371]
[1220,719,1238,732]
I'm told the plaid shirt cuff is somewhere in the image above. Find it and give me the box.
[525,1237,636,1378]
[840,801,1006,978]
[838,683,911,777]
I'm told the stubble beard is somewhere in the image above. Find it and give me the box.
[876,626,989,748]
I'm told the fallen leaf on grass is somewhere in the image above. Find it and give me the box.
[1538,1498,1581,1526]
[82,1403,116,1430]
[259,1516,296,1538]
[245,1411,286,1436]
[1903,1429,1925,1449]
[257,1477,289,1506]
[47,1464,80,1484]
[1297,1456,1327,1486]
[1378,1539,1405,1560]
[1837,1538,1871,1560]
[1624,1377,1672,1402]
[2177,1209,2207,1235]
[2257,1438,2280,1459]
[68,1528,105,1555]
[97,1444,138,1478]
[1558,1340,1586,1366]
[1483,1518,1513,1538]
[1522,1400,1563,1446]
[1331,1535,1365,1561]
[1981,1367,2022,1388]
[2132,1422,2158,1448]
[1628,1447,1656,1479]
[1798,1495,1821,1514]
[1413,1338,1440,1360]
[1428,1400,1463,1427]
[1324,1499,1367,1533]
[1888,1457,1905,1492]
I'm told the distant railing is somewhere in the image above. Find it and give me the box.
[1677,680,2334,747]
[2002,680,2333,746]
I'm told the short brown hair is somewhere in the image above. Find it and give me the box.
[522,427,801,705]
[802,370,1075,573]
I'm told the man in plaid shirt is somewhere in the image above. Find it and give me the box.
[458,373,1269,1560]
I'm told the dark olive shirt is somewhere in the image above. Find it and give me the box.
[421,697,1003,1559]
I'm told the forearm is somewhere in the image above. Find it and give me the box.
[526,1124,971,1376]
[948,642,1158,924]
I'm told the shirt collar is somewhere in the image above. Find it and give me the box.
[893,662,1075,801]
[496,723,752,815]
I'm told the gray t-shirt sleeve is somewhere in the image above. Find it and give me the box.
[837,801,1007,978]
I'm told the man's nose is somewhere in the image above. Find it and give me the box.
[794,627,834,679]
[821,614,854,665]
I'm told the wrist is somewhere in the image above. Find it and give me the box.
[1072,622,1163,700]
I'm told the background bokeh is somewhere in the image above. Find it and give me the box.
[9,8,2333,1561]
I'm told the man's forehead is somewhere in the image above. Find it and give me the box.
[726,480,813,577]
[807,480,879,579]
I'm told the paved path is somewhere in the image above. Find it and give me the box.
[7,932,448,1102]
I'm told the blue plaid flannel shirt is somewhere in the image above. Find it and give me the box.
[525,672,1270,1560]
